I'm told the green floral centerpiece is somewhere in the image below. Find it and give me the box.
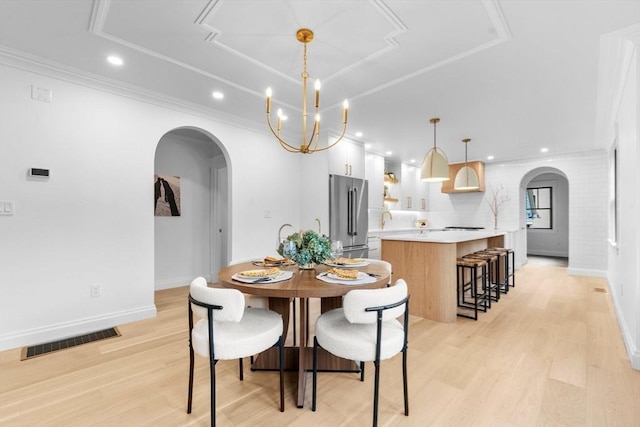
[278,230,332,269]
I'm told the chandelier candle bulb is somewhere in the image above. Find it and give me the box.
[342,100,349,123]
[266,87,272,113]
[315,80,321,107]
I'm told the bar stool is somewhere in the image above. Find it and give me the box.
[477,248,508,294]
[483,247,515,292]
[471,252,499,302]
[489,247,515,289]
[456,257,488,320]
[468,251,500,303]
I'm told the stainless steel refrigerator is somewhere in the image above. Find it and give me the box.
[329,174,369,258]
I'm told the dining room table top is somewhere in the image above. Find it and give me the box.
[218,260,391,298]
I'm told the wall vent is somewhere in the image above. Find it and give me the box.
[20,327,120,360]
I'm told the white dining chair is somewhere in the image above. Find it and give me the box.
[187,277,284,426]
[311,279,409,427]
[363,258,392,286]
[229,257,301,346]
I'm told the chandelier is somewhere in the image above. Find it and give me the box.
[265,29,349,154]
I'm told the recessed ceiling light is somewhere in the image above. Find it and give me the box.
[386,151,393,156]
[541,148,549,153]
[107,55,123,66]
[410,159,416,163]
[487,155,495,160]
[212,91,224,100]
[364,143,372,149]
[355,131,363,137]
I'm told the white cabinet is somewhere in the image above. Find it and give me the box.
[365,153,385,208]
[398,164,429,211]
[416,174,429,211]
[329,138,364,178]
[401,164,417,210]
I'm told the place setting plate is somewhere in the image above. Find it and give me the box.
[232,269,294,284]
[317,270,377,285]
[324,258,370,268]
[252,259,295,267]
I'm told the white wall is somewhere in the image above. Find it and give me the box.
[526,173,569,257]
[154,132,216,289]
[606,40,639,370]
[0,58,299,350]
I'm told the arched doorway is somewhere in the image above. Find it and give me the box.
[520,167,569,266]
[153,127,230,289]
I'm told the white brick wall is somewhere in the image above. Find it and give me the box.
[426,150,608,275]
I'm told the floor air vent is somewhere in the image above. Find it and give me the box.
[21,327,121,361]
[594,288,607,293]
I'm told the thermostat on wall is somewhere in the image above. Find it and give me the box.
[29,168,50,177]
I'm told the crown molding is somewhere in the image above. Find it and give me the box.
[0,46,266,135]
[595,23,640,149]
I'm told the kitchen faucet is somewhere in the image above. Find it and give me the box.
[381,211,393,229]
[315,218,321,234]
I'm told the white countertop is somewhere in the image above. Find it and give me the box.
[380,229,506,243]
[369,228,434,234]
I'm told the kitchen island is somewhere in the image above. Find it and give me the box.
[381,230,505,322]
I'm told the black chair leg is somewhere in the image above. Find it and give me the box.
[360,361,365,382]
[402,349,409,416]
[210,357,216,427]
[279,336,284,412]
[187,346,194,413]
[312,336,318,411]
[373,360,380,427]
[239,358,243,380]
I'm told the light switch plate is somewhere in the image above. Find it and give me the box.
[31,85,52,103]
[0,201,14,216]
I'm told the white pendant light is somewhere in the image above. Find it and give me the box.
[454,138,480,190]
[420,118,450,182]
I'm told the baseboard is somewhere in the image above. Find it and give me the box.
[0,304,157,352]
[527,250,569,257]
[154,276,197,290]
[566,267,607,277]
[607,276,640,370]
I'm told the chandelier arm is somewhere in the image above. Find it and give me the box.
[309,122,347,153]
[266,113,305,152]
[307,121,321,152]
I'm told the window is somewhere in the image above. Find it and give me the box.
[526,187,552,229]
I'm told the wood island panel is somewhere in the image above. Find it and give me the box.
[382,240,458,322]
[382,234,504,323]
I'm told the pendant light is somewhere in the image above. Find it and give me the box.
[453,138,480,190]
[420,118,450,182]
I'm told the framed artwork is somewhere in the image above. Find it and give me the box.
[154,174,181,216]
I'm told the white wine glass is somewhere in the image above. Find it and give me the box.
[331,240,343,263]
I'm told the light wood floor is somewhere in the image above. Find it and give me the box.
[1,263,639,426]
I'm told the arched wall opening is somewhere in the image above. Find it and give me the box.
[519,167,569,264]
[153,127,231,289]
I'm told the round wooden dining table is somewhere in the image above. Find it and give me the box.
[218,260,391,408]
